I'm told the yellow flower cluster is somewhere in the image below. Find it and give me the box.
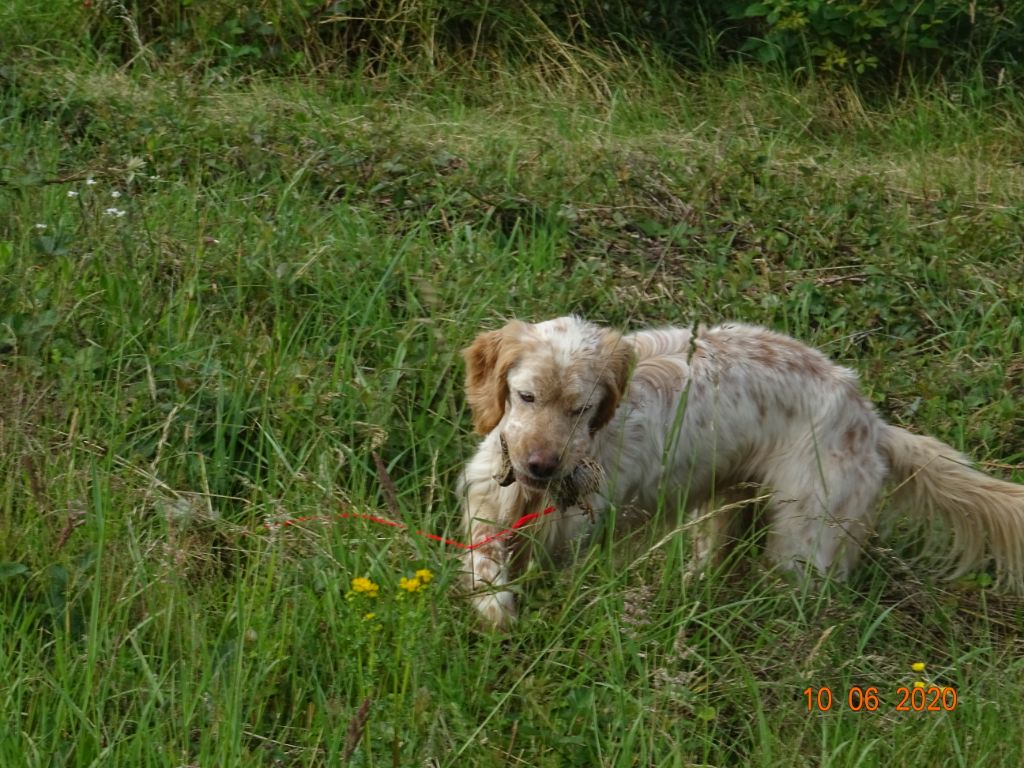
[350,576,380,598]
[349,569,433,599]
[399,569,434,593]
[912,661,926,688]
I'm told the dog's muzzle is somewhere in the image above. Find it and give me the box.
[494,433,605,511]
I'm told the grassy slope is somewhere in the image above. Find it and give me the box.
[2,50,1024,767]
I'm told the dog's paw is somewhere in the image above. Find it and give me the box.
[470,588,517,631]
[461,546,518,630]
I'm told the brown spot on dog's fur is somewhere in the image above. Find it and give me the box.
[747,343,778,369]
[774,396,797,420]
[752,390,767,420]
[731,332,830,379]
[841,421,870,455]
[774,337,829,378]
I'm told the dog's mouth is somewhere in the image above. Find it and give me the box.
[494,434,605,507]
[491,436,557,489]
[494,434,563,489]
[515,471,559,490]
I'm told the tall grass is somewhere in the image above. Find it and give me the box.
[2,13,1024,766]
[3,0,1019,82]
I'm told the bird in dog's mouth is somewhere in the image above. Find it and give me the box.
[494,433,605,514]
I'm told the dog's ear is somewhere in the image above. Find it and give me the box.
[462,322,526,435]
[589,330,634,434]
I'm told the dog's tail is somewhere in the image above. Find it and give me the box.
[879,424,1024,591]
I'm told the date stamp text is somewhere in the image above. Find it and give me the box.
[803,686,958,712]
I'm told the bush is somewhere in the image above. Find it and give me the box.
[722,0,1024,76]
[77,0,593,71]
[4,0,1020,81]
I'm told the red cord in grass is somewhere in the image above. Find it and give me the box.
[264,506,557,550]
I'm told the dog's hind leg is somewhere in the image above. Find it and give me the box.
[761,436,886,580]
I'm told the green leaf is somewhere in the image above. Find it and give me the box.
[756,44,780,64]
[43,563,69,614]
[31,235,70,256]
[0,562,29,581]
[696,705,718,721]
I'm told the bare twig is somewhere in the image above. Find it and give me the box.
[21,455,46,507]
[372,451,400,518]
[343,696,372,763]
[55,507,88,553]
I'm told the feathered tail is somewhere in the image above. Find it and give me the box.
[879,425,1024,591]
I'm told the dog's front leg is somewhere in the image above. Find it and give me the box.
[458,442,527,630]
[463,484,537,629]
[461,531,518,630]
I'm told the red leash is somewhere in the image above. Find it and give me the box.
[264,506,558,550]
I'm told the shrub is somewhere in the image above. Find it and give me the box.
[4,0,1020,81]
[722,0,1024,76]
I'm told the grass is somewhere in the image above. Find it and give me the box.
[2,38,1024,767]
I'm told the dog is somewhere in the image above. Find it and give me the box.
[457,316,1024,629]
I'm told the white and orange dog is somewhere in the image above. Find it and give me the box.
[458,316,1024,629]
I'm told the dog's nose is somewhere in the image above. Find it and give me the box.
[526,450,559,479]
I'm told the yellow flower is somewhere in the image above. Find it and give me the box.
[913,681,926,689]
[350,576,380,598]
[362,612,376,621]
[415,569,434,584]
[399,576,423,593]
[911,662,926,672]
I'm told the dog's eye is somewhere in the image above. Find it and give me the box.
[518,392,535,403]
[570,404,591,417]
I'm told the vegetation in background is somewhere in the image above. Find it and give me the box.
[3,0,1022,79]
[1,0,1023,765]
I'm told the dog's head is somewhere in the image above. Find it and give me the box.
[462,316,633,490]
